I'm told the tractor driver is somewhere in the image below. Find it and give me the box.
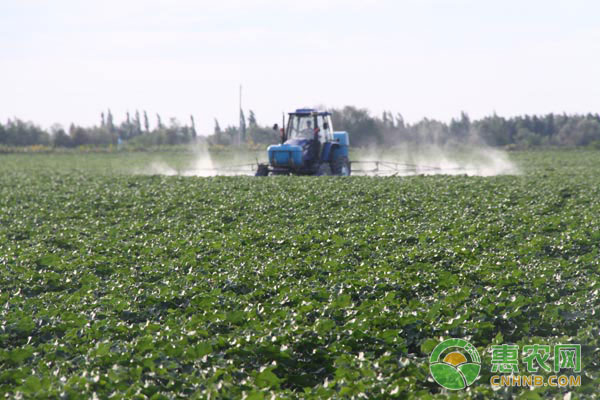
[306,119,321,167]
[297,117,321,169]
[301,119,314,139]
[301,119,322,142]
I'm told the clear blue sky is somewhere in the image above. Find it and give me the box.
[1,0,599,134]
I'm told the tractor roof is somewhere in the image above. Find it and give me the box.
[290,108,331,116]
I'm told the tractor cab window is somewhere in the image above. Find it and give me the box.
[317,115,333,142]
[287,114,332,142]
[287,115,316,140]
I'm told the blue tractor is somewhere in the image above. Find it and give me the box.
[255,109,351,176]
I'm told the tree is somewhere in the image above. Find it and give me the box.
[106,109,114,132]
[473,114,511,146]
[395,113,405,129]
[214,119,222,135]
[134,110,141,136]
[449,111,471,141]
[248,110,257,127]
[143,111,150,133]
[52,125,73,147]
[3,119,49,146]
[0,122,7,144]
[166,118,181,145]
[190,115,197,138]
[382,111,395,128]
[156,114,163,129]
[70,124,89,146]
[120,112,133,140]
[331,106,382,147]
[567,118,600,146]
[515,127,541,148]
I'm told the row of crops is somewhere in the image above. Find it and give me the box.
[1,151,599,398]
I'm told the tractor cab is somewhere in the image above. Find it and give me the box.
[285,110,333,144]
[283,109,333,169]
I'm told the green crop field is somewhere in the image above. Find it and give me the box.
[1,150,599,399]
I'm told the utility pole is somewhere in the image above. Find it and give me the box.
[239,85,243,146]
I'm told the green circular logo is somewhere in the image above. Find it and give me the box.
[429,338,481,390]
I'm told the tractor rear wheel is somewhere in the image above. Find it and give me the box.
[331,156,351,176]
[255,164,269,176]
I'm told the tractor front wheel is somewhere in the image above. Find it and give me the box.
[316,163,332,176]
[331,156,351,176]
[255,164,269,176]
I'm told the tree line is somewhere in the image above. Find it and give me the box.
[1,107,600,149]
[330,107,600,148]
[0,110,199,148]
[0,109,278,149]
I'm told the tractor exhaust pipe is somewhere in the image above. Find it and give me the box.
[274,113,287,144]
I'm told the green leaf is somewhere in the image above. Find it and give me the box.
[420,338,438,355]
[256,368,281,389]
[36,254,61,267]
[20,375,42,394]
[195,342,213,357]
